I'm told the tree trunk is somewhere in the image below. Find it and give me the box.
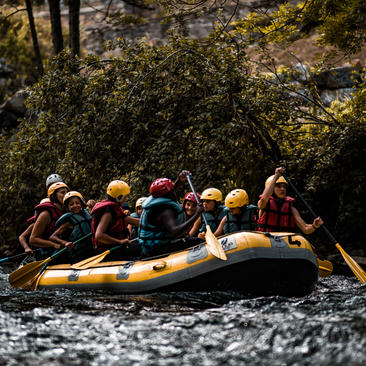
[69,0,80,57]
[25,0,43,75]
[48,0,63,54]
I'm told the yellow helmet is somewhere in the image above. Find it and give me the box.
[47,182,70,198]
[135,197,147,209]
[225,189,249,208]
[39,198,50,204]
[201,188,222,202]
[63,191,86,206]
[265,175,287,187]
[107,180,130,198]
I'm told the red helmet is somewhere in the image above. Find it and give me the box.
[184,192,200,204]
[149,178,175,198]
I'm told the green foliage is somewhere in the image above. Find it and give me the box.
[233,0,366,55]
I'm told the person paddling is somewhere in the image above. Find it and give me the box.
[18,198,50,257]
[214,189,258,236]
[189,188,227,238]
[50,191,93,263]
[91,180,140,260]
[257,167,323,233]
[29,182,70,261]
[138,172,204,258]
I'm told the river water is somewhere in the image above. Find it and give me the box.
[0,267,365,366]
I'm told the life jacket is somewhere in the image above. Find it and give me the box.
[138,195,186,255]
[56,208,92,242]
[130,212,139,239]
[91,200,129,250]
[223,204,258,234]
[199,205,227,233]
[34,201,63,238]
[256,196,296,232]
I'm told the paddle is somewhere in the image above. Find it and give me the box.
[317,258,333,277]
[0,249,42,264]
[71,238,139,270]
[9,233,92,288]
[283,173,366,283]
[186,175,227,261]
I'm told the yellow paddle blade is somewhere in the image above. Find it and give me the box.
[71,250,111,270]
[9,257,51,288]
[205,225,227,261]
[336,243,366,283]
[317,258,333,278]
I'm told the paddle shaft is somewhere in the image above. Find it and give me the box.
[37,232,93,273]
[282,173,338,245]
[51,232,92,259]
[108,238,139,253]
[0,249,41,263]
[70,238,139,269]
[186,175,209,226]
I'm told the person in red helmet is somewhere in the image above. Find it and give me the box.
[182,192,201,221]
[138,171,204,257]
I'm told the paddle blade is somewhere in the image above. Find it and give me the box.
[205,225,227,261]
[317,258,333,278]
[9,257,51,288]
[336,243,366,283]
[71,250,111,270]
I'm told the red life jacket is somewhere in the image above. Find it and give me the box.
[256,196,296,232]
[34,202,63,238]
[91,200,129,250]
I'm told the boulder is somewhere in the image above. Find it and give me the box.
[1,90,26,115]
[314,66,360,90]
[319,88,354,106]
[0,90,26,130]
[0,58,15,78]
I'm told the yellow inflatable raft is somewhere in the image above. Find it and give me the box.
[31,231,323,296]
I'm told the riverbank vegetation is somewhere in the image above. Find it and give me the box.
[0,1,365,257]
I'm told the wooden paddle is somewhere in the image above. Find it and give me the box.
[71,238,139,270]
[317,258,333,277]
[186,175,227,260]
[9,233,92,288]
[283,173,366,283]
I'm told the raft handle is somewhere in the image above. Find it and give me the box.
[153,261,167,271]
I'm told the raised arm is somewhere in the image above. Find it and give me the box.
[258,167,286,210]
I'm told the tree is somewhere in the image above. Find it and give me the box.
[48,0,63,54]
[25,0,43,74]
[68,0,80,57]
[0,0,44,77]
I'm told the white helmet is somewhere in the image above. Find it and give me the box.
[46,174,63,189]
